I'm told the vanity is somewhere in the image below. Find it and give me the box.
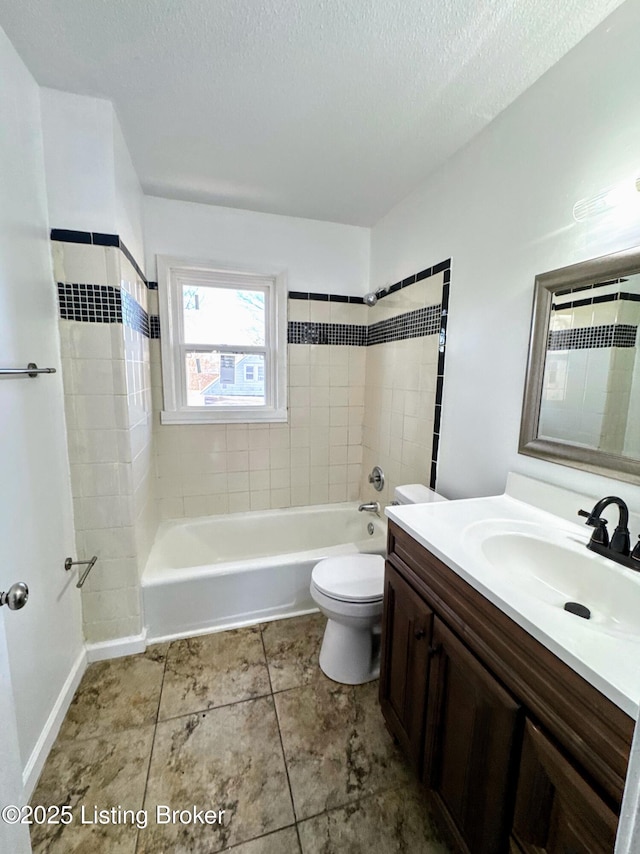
[381,475,639,854]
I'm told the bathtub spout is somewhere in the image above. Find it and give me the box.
[358,502,380,515]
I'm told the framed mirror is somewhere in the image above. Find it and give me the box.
[519,246,640,484]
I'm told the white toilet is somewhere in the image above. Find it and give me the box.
[310,483,447,684]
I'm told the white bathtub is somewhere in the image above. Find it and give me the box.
[142,502,387,642]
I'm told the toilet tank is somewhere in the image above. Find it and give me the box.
[393,484,447,505]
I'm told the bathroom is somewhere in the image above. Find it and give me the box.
[1,0,640,851]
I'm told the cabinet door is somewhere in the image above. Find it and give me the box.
[424,617,523,854]
[379,562,433,768]
[511,719,617,854]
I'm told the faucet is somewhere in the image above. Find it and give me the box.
[358,501,381,515]
[578,496,640,570]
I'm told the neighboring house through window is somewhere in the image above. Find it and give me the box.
[157,257,288,423]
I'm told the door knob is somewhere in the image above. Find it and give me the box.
[0,582,29,611]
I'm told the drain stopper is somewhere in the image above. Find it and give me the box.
[564,602,591,620]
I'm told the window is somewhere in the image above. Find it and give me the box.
[158,258,288,423]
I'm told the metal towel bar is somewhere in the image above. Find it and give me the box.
[0,363,57,378]
[65,556,98,589]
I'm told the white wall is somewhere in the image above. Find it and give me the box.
[369,0,640,512]
[0,28,84,791]
[40,88,145,268]
[113,114,145,267]
[143,195,370,294]
[40,89,115,236]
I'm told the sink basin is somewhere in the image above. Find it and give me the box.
[480,531,640,640]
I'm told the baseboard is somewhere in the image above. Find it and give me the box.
[85,629,147,663]
[22,647,87,800]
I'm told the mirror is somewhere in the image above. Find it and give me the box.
[519,246,640,485]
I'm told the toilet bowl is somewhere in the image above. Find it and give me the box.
[310,554,385,684]
[311,483,448,685]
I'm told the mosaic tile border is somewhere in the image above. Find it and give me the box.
[122,290,151,337]
[150,315,161,339]
[367,304,441,346]
[287,304,441,347]
[548,323,637,351]
[57,282,159,338]
[288,322,368,346]
[57,283,121,323]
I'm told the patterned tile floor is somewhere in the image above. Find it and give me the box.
[30,613,450,853]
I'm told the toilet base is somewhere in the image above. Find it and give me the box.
[318,618,381,685]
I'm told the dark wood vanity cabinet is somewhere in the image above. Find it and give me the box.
[379,564,433,767]
[381,521,634,854]
[424,617,523,854]
[511,720,618,854]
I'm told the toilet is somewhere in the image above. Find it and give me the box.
[310,483,447,684]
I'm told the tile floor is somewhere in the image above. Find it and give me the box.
[30,613,450,853]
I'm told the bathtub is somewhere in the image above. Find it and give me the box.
[142,502,387,642]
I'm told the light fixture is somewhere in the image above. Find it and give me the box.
[573,176,640,222]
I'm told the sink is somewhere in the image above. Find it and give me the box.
[386,479,640,715]
[479,531,640,640]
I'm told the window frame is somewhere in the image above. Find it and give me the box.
[158,256,288,424]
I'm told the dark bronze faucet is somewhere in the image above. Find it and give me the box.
[578,496,640,571]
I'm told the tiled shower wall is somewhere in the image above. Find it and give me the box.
[360,267,447,505]
[55,238,156,643]
[150,299,368,518]
[151,263,449,519]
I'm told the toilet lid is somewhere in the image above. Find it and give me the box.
[312,554,385,603]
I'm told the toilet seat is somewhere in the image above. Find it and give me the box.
[311,554,384,603]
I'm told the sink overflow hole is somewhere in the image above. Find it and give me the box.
[564,601,591,620]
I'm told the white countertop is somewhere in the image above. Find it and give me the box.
[386,491,640,719]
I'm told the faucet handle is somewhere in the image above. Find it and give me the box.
[578,509,607,526]
[578,510,609,547]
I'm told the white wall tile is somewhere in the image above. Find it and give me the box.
[60,243,109,285]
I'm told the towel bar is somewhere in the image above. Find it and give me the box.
[65,556,98,588]
[0,363,57,377]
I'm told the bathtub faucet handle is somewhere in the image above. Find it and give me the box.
[367,466,385,492]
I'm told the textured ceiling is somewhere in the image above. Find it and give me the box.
[0,0,625,225]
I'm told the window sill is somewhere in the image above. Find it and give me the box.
[160,408,288,425]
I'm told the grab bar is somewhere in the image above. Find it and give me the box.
[0,363,57,378]
[65,556,98,589]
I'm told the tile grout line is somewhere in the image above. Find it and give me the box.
[294,779,415,826]
[259,625,304,854]
[155,690,274,725]
[134,647,171,854]
[153,678,327,728]
[223,822,300,852]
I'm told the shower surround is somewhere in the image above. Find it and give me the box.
[54,230,449,648]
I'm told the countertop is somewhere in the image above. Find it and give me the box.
[386,493,640,719]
